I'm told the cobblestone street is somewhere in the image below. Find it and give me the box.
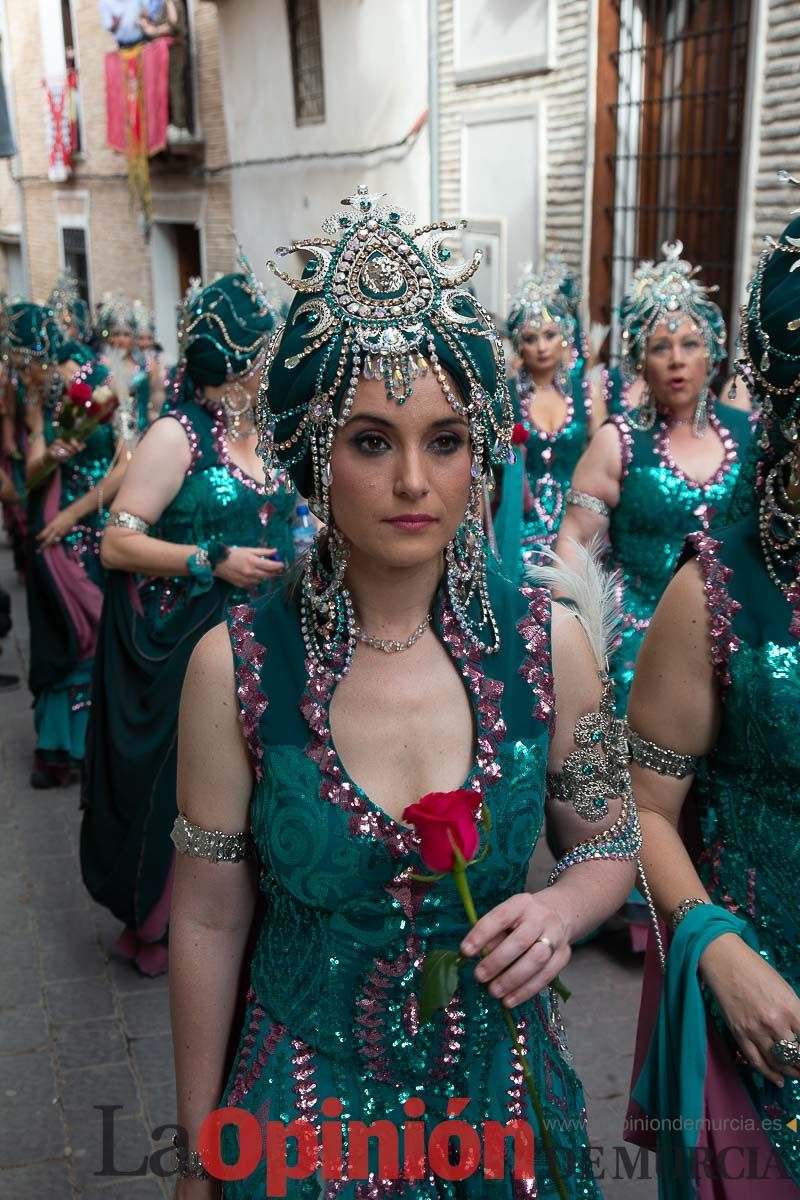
[0,545,656,1199]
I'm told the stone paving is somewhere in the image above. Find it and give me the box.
[0,544,656,1199]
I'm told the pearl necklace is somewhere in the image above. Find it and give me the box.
[353,613,432,654]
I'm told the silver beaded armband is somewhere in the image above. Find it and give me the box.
[172,1133,210,1180]
[170,813,255,863]
[107,509,150,535]
[626,726,699,779]
[566,489,611,519]
[546,676,631,823]
[547,793,642,885]
[670,897,708,931]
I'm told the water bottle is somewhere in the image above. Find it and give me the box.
[291,503,316,560]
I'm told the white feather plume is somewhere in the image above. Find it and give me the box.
[525,537,622,671]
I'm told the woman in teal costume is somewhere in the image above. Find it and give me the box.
[623,210,800,1197]
[555,241,752,714]
[494,259,605,581]
[7,304,123,787]
[99,294,151,441]
[80,269,295,977]
[168,186,644,1199]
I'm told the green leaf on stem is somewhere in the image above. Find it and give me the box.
[419,948,463,1025]
[551,975,571,1002]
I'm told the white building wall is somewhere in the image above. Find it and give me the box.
[214,0,430,305]
[438,0,593,316]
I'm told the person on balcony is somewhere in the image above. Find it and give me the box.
[138,0,191,141]
[98,0,154,49]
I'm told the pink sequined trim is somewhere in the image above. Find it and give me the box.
[787,581,800,641]
[653,408,737,493]
[440,602,506,792]
[517,587,556,734]
[227,988,286,1107]
[607,412,633,481]
[212,416,267,495]
[166,410,200,474]
[228,603,267,781]
[685,531,741,691]
[301,663,421,858]
[506,1016,539,1198]
[354,934,422,1084]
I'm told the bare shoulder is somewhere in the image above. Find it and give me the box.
[139,413,193,458]
[178,621,253,826]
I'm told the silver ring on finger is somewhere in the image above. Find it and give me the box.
[771,1037,800,1066]
[535,935,554,951]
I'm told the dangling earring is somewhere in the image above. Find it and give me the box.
[555,338,570,392]
[692,386,709,438]
[629,382,656,432]
[220,376,254,440]
[445,461,501,655]
[300,524,355,679]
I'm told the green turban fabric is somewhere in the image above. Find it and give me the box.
[728,215,800,520]
[4,303,63,361]
[168,272,277,409]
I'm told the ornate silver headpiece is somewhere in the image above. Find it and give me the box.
[620,240,727,380]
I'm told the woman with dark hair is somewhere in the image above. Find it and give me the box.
[624,211,800,1194]
[80,268,296,977]
[168,186,642,1198]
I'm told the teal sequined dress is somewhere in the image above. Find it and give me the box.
[685,515,800,1183]
[607,401,752,709]
[80,397,296,939]
[495,371,592,583]
[26,391,117,764]
[218,569,601,1199]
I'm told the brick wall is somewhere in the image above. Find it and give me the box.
[3,0,232,312]
[437,0,592,277]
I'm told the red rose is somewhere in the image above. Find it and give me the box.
[69,380,93,404]
[402,789,480,872]
[83,399,102,419]
[512,422,529,445]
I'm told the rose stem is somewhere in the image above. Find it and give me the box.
[451,859,569,1200]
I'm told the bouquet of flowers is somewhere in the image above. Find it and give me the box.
[26,364,117,493]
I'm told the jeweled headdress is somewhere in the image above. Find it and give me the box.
[132,299,156,338]
[619,240,727,381]
[3,302,62,363]
[258,184,514,672]
[506,257,577,352]
[48,272,90,343]
[258,183,512,519]
[97,292,136,337]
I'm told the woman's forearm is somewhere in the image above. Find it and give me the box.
[638,807,710,921]
[67,456,128,524]
[543,858,637,943]
[170,913,252,1145]
[100,526,201,576]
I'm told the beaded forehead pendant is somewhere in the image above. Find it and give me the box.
[258,184,513,521]
[620,239,726,380]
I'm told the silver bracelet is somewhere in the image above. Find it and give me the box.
[172,1132,210,1180]
[670,897,708,932]
[171,813,255,863]
[566,489,611,519]
[107,509,150,534]
[626,726,699,779]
